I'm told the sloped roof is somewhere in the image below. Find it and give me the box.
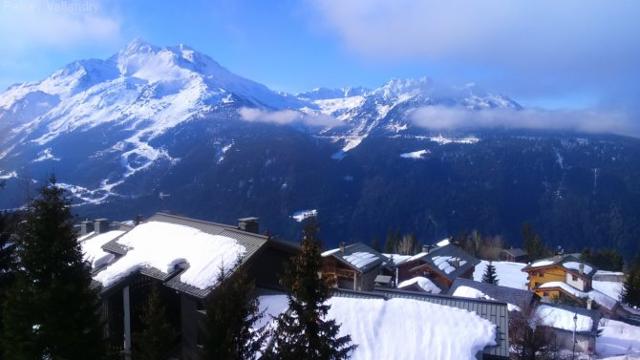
[322,242,387,273]
[342,288,510,358]
[401,244,480,282]
[535,302,601,336]
[448,278,536,309]
[522,255,597,278]
[97,212,269,298]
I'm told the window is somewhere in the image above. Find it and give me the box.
[572,274,578,281]
[543,292,549,297]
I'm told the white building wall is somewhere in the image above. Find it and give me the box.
[566,272,586,291]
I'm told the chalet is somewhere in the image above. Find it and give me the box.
[522,255,596,300]
[448,278,538,311]
[83,213,297,360]
[499,247,529,262]
[394,243,480,291]
[321,242,388,291]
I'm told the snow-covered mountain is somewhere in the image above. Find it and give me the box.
[0,40,521,201]
[3,40,640,257]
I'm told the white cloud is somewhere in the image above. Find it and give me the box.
[409,106,638,137]
[0,0,121,50]
[311,0,640,111]
[238,107,340,127]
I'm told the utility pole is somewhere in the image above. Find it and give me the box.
[571,312,577,360]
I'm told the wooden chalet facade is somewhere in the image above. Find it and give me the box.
[521,255,596,302]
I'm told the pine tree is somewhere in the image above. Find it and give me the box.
[265,219,356,360]
[622,257,640,307]
[482,262,499,285]
[1,178,105,359]
[522,223,548,260]
[0,211,18,360]
[204,262,264,360]
[134,284,175,360]
[383,230,400,253]
[370,237,381,252]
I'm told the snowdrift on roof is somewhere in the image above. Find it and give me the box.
[327,295,496,360]
[93,221,245,289]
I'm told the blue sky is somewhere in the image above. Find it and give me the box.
[0,0,639,113]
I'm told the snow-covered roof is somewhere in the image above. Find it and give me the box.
[80,230,125,269]
[537,281,618,310]
[397,276,441,294]
[322,242,386,273]
[327,293,496,359]
[93,213,269,298]
[523,255,597,278]
[396,243,480,281]
[341,288,509,357]
[450,285,521,312]
[562,261,596,276]
[535,304,600,334]
[448,278,534,312]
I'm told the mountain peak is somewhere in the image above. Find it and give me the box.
[120,38,160,56]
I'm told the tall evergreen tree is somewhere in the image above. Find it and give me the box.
[482,262,499,285]
[0,211,18,360]
[134,284,175,360]
[383,230,401,253]
[522,223,548,260]
[204,262,264,360]
[265,219,355,360]
[370,237,381,252]
[1,178,105,360]
[622,257,640,307]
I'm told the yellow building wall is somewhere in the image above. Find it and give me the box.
[526,266,566,290]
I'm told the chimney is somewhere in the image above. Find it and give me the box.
[79,220,94,235]
[339,242,346,254]
[587,298,593,310]
[238,217,259,234]
[94,218,109,234]
[422,244,433,254]
[579,262,585,275]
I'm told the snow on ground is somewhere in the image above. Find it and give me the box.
[256,292,289,330]
[80,230,125,269]
[451,285,520,312]
[429,135,480,145]
[593,280,623,301]
[32,148,60,162]
[473,261,528,290]
[314,96,365,116]
[400,149,430,159]
[398,276,441,294]
[597,318,640,357]
[0,171,17,180]
[327,296,496,360]
[291,209,318,222]
[343,252,379,270]
[535,304,593,332]
[94,221,246,289]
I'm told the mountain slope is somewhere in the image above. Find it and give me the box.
[1,40,640,257]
